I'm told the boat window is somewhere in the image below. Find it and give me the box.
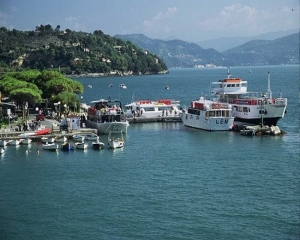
[209,111,215,117]
[238,107,243,112]
[216,111,221,117]
[242,83,247,87]
[224,110,229,117]
[187,108,199,115]
[144,107,155,111]
[243,107,248,112]
[158,107,168,111]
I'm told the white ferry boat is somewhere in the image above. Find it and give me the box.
[85,99,129,134]
[211,69,287,126]
[124,99,182,119]
[182,97,234,131]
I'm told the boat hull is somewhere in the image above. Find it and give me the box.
[86,120,129,135]
[92,141,105,150]
[234,117,281,126]
[75,142,88,150]
[182,112,234,131]
[20,139,32,145]
[108,140,124,149]
[43,143,58,150]
[232,102,287,126]
[61,143,75,151]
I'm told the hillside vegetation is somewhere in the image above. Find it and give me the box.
[0,25,168,75]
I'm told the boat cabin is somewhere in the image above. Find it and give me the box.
[87,99,124,123]
[211,78,247,95]
[125,99,180,118]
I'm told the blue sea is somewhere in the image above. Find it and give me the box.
[0,66,299,239]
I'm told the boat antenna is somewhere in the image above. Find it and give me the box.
[227,67,231,79]
[267,71,272,99]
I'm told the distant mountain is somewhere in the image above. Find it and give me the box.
[115,33,299,67]
[223,33,299,66]
[198,29,299,52]
[115,34,226,68]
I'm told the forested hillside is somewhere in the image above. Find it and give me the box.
[0,25,168,75]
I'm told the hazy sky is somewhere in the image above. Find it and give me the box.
[0,0,298,42]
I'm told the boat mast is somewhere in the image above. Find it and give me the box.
[267,71,272,99]
[227,67,231,79]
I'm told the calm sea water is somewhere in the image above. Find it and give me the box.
[0,66,299,239]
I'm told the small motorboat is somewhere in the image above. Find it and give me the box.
[240,129,256,136]
[108,131,125,149]
[0,147,5,154]
[41,137,56,143]
[73,134,85,142]
[85,133,99,141]
[20,138,32,145]
[92,140,105,150]
[75,142,88,150]
[61,142,75,151]
[55,135,67,143]
[7,139,20,146]
[43,142,58,150]
[18,132,36,138]
[119,83,127,89]
[0,140,8,147]
[35,128,51,135]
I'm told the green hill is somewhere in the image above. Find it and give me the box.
[0,25,168,75]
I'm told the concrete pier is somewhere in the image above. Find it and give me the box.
[0,116,97,140]
[127,116,182,123]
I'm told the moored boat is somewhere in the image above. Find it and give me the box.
[92,140,105,150]
[0,147,5,154]
[85,98,129,134]
[124,99,182,120]
[0,140,8,147]
[18,132,36,138]
[182,97,234,131]
[7,139,20,146]
[211,68,287,126]
[85,133,99,141]
[43,142,58,150]
[20,138,32,145]
[35,128,51,135]
[61,142,75,151]
[75,142,88,150]
[119,83,127,89]
[108,131,125,149]
[55,135,67,143]
[41,137,56,144]
[72,134,85,142]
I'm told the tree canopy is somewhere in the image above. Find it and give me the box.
[0,70,84,108]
